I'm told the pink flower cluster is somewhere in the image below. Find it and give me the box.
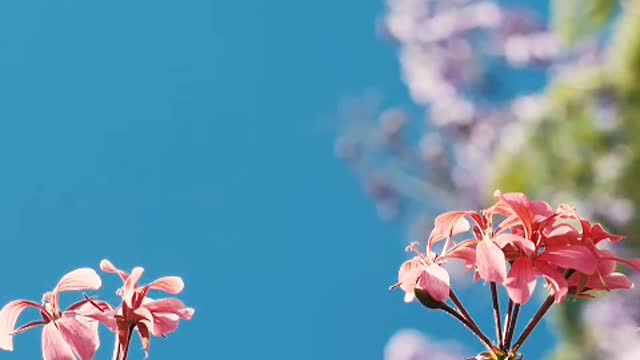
[0,260,194,360]
[393,191,640,359]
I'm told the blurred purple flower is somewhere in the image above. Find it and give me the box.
[384,329,465,360]
[335,0,626,235]
[583,275,640,359]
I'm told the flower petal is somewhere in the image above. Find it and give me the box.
[123,267,145,308]
[444,241,477,266]
[57,316,99,360]
[530,200,554,222]
[55,268,102,293]
[595,250,617,275]
[504,257,537,304]
[592,272,634,290]
[148,277,184,295]
[145,299,194,320]
[534,261,568,303]
[42,322,75,360]
[136,321,152,357]
[475,240,507,283]
[494,191,533,236]
[0,300,44,351]
[492,233,534,256]
[99,259,128,282]
[537,245,597,274]
[397,258,424,303]
[588,223,625,244]
[150,313,180,337]
[81,305,118,334]
[428,211,470,247]
[418,264,450,302]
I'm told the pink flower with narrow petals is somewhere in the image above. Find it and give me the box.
[0,268,103,360]
[88,259,194,358]
[392,190,640,360]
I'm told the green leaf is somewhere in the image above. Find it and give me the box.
[552,0,617,48]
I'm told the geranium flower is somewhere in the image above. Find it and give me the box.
[0,268,103,360]
[393,190,640,360]
[87,260,194,359]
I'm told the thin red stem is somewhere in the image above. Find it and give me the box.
[448,290,496,352]
[504,303,520,350]
[439,302,496,352]
[512,296,554,352]
[490,282,504,349]
[501,299,513,349]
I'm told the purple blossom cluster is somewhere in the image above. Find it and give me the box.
[384,329,465,360]
[583,275,640,359]
[335,0,629,229]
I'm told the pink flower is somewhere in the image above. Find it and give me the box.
[491,192,598,304]
[397,256,451,303]
[89,260,194,358]
[392,190,640,358]
[397,236,476,303]
[0,268,103,360]
[429,209,508,284]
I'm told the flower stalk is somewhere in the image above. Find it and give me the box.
[490,282,504,349]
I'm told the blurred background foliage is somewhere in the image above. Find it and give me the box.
[337,0,640,358]
[495,1,640,359]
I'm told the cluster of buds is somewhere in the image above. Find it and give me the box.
[0,260,194,360]
[392,191,639,359]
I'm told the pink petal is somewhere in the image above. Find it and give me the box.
[589,223,625,244]
[78,301,117,334]
[99,259,128,282]
[475,240,507,283]
[595,250,617,275]
[428,212,470,246]
[615,257,640,272]
[504,257,537,304]
[57,316,99,360]
[148,277,184,295]
[537,245,597,275]
[494,191,533,236]
[418,264,450,302]
[544,223,578,238]
[0,300,44,351]
[591,272,634,290]
[55,268,102,293]
[134,307,154,327]
[123,267,145,308]
[397,258,424,303]
[149,314,180,337]
[530,200,554,221]
[492,233,535,256]
[534,261,568,303]
[136,321,152,357]
[145,299,194,320]
[444,241,477,266]
[86,309,118,334]
[42,323,75,360]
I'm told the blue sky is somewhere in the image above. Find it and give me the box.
[0,1,554,359]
